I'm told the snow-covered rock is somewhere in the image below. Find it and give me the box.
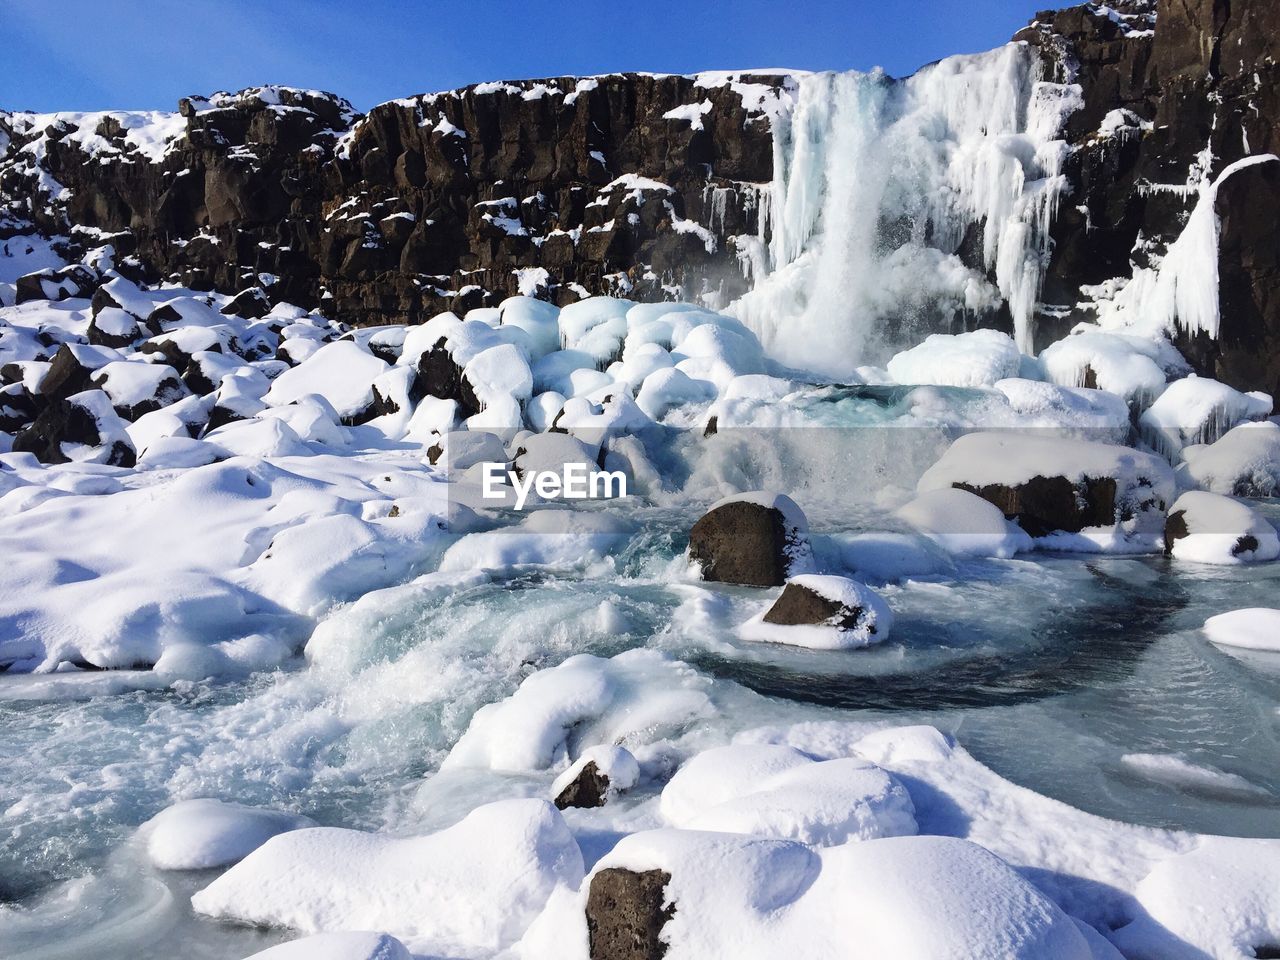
[264,340,390,421]
[242,931,412,960]
[1178,420,1280,496]
[144,798,314,870]
[551,744,641,809]
[887,330,1023,388]
[918,432,1175,549]
[1139,374,1272,459]
[1164,491,1280,564]
[738,574,894,649]
[1038,328,1186,405]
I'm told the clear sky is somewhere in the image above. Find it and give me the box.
[2,0,1049,114]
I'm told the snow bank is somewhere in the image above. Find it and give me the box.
[896,487,1032,557]
[660,744,917,845]
[192,799,583,956]
[1165,491,1279,564]
[143,798,314,870]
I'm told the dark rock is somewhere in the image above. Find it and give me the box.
[37,344,100,401]
[554,761,610,810]
[688,497,809,587]
[221,287,272,319]
[763,580,870,632]
[417,340,480,417]
[14,265,97,305]
[585,868,674,960]
[0,383,38,433]
[12,396,135,466]
[956,475,1120,538]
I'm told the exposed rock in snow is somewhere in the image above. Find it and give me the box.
[12,389,136,466]
[1164,491,1280,564]
[143,798,314,870]
[688,492,814,587]
[738,574,894,649]
[552,745,641,810]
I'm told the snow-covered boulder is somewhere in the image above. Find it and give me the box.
[87,306,147,349]
[896,487,1032,558]
[688,492,814,587]
[738,574,894,649]
[144,798,314,870]
[242,931,412,960]
[660,744,916,845]
[562,832,1098,960]
[1038,328,1186,405]
[12,389,136,466]
[90,359,188,420]
[1138,374,1272,459]
[887,330,1023,388]
[1163,491,1280,564]
[551,744,640,809]
[918,433,1175,547]
[500,296,561,359]
[1179,420,1280,497]
[192,799,583,956]
[264,340,390,421]
[1203,608,1280,653]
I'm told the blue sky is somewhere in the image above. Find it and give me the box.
[2,0,1048,113]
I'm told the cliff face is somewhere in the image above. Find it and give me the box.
[1021,0,1280,395]
[2,0,1279,392]
[0,75,785,323]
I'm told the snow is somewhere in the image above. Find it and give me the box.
[1203,608,1280,653]
[192,799,584,957]
[896,487,1032,558]
[660,744,917,845]
[243,931,412,960]
[663,100,714,130]
[1038,328,1183,405]
[144,798,314,870]
[1166,490,1280,564]
[886,330,1023,388]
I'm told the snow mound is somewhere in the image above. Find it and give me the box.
[1179,420,1280,497]
[242,931,412,960]
[661,744,917,845]
[1111,836,1280,960]
[886,330,1023,388]
[1203,608,1280,653]
[192,799,584,956]
[896,487,1032,558]
[1038,329,1182,405]
[264,340,389,420]
[143,798,314,870]
[1165,491,1279,565]
[442,649,713,773]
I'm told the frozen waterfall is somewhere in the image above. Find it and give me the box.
[730,43,1081,378]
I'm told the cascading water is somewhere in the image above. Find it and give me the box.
[730,43,1081,377]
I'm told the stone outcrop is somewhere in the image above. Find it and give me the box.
[585,868,674,960]
[1020,0,1280,396]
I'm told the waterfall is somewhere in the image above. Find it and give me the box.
[729,43,1080,379]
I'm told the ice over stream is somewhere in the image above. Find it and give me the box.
[3,38,1280,960]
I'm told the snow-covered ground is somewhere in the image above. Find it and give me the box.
[4,31,1280,960]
